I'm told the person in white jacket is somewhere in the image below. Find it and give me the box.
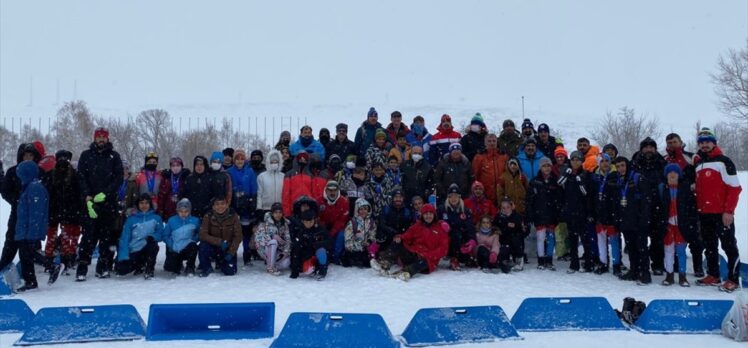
[256,149,285,216]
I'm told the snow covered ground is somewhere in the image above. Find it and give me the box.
[0,173,746,347]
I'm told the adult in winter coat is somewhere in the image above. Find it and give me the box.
[325,123,356,164]
[339,166,371,217]
[471,134,508,204]
[76,127,124,281]
[405,115,432,158]
[591,153,620,273]
[162,199,200,276]
[558,151,594,273]
[275,130,292,151]
[517,138,543,181]
[13,161,49,291]
[498,120,523,158]
[116,193,163,279]
[290,125,326,161]
[282,152,326,216]
[257,149,285,212]
[250,150,266,175]
[519,118,536,145]
[428,114,462,165]
[365,129,392,170]
[385,110,410,145]
[289,209,330,280]
[316,180,350,263]
[460,113,487,162]
[366,162,394,219]
[464,181,497,225]
[693,128,742,292]
[342,199,377,267]
[400,145,434,204]
[135,152,163,209]
[354,107,385,158]
[207,151,233,206]
[659,164,698,287]
[254,203,292,275]
[614,157,652,285]
[181,156,212,218]
[534,123,560,158]
[157,157,191,220]
[439,184,476,270]
[198,197,243,277]
[376,189,413,255]
[497,158,528,216]
[526,158,562,270]
[631,137,667,275]
[226,149,259,265]
[577,138,601,173]
[433,143,474,200]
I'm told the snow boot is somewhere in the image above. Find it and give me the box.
[450,257,461,271]
[545,257,556,271]
[719,280,738,293]
[369,259,383,272]
[536,257,545,270]
[512,258,524,272]
[619,271,638,281]
[620,297,636,324]
[696,275,721,286]
[661,272,674,286]
[75,263,88,282]
[594,264,609,275]
[315,266,328,281]
[678,273,690,287]
[48,263,62,285]
[16,281,38,292]
[612,264,622,277]
[637,272,652,285]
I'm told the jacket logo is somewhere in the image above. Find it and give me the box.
[705,171,711,177]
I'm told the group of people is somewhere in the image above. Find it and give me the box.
[0,107,742,292]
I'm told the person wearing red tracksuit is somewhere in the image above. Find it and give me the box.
[693,128,742,292]
[316,180,350,264]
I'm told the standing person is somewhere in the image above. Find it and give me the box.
[76,127,124,281]
[365,129,392,171]
[226,149,258,266]
[282,152,313,216]
[340,165,371,217]
[326,123,355,164]
[602,144,619,162]
[207,151,233,205]
[497,159,528,217]
[400,145,434,205]
[534,123,560,158]
[614,157,652,285]
[257,149,285,216]
[439,184,475,271]
[525,158,562,270]
[472,134,508,204]
[433,143,473,200]
[318,128,331,149]
[460,113,487,162]
[591,153,620,274]
[519,118,536,144]
[198,197,243,277]
[162,199,200,276]
[115,193,163,279]
[559,151,595,274]
[498,120,523,158]
[316,180,350,264]
[13,161,49,292]
[385,111,410,145]
[388,132,411,164]
[693,128,742,292]
[354,107,385,158]
[659,164,697,287]
[44,150,85,282]
[181,156,212,219]
[249,150,267,175]
[385,156,402,187]
[275,131,292,151]
[494,198,526,271]
[280,146,293,173]
[135,152,163,209]
[577,138,602,173]
[518,138,543,181]
[222,148,234,170]
[290,126,326,161]
[254,203,292,275]
[631,137,667,275]
[464,181,497,225]
[157,157,190,220]
[428,114,462,165]
[405,115,432,159]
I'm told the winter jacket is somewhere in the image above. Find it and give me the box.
[439,202,476,245]
[344,199,377,252]
[14,161,48,241]
[162,214,200,253]
[475,232,500,255]
[290,221,330,258]
[526,173,562,226]
[254,212,291,256]
[464,196,497,224]
[206,168,233,206]
[401,219,449,273]
[257,150,285,210]
[157,169,191,219]
[365,143,392,169]
[282,161,326,216]
[135,169,162,208]
[400,158,434,203]
[471,148,508,203]
[46,163,85,226]
[494,211,525,239]
[614,170,650,232]
[354,121,385,158]
[325,137,355,164]
[517,150,543,181]
[534,135,559,158]
[388,145,411,164]
[405,127,432,155]
[498,130,522,158]
[385,123,411,145]
[340,175,371,217]
[227,164,258,221]
[366,174,394,218]
[290,137,326,162]
[433,154,474,199]
[631,151,667,224]
[558,168,593,224]
[497,169,528,215]
[582,146,601,173]
[377,204,413,249]
[181,156,212,218]
[460,130,486,162]
[694,146,742,215]
[199,209,243,255]
[317,192,350,235]
[77,142,124,210]
[428,128,462,165]
[664,147,696,185]
[118,209,163,261]
[658,180,699,243]
[591,168,619,226]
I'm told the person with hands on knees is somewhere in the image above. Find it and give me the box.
[116,193,163,280]
[198,196,243,277]
[254,203,292,276]
[162,198,200,276]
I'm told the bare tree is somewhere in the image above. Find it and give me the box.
[590,106,662,158]
[712,121,748,170]
[178,124,222,169]
[0,126,20,166]
[50,100,97,159]
[712,41,748,123]
[101,117,142,168]
[136,109,178,167]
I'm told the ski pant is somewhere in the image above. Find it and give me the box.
[689,238,704,273]
[535,225,556,259]
[596,224,622,267]
[342,250,370,268]
[198,243,237,276]
[501,233,525,261]
[240,224,255,264]
[116,239,159,276]
[379,242,429,275]
[0,210,19,271]
[45,224,81,258]
[664,243,687,274]
[18,240,39,285]
[78,210,117,275]
[583,222,599,264]
[257,240,290,270]
[623,228,650,278]
[700,213,740,282]
[476,245,498,269]
[567,219,592,271]
[163,242,198,274]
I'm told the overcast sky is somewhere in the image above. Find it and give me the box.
[1,0,746,131]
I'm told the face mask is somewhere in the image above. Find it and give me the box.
[329,160,341,171]
[300,135,313,147]
[470,125,481,132]
[250,159,262,168]
[145,164,157,171]
[345,161,355,169]
[480,226,492,234]
[412,124,424,135]
[171,165,182,174]
[412,154,423,162]
[269,163,280,171]
[210,163,222,171]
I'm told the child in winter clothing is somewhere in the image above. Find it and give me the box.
[464,181,497,225]
[366,162,394,219]
[289,209,331,280]
[135,152,163,209]
[365,129,393,171]
[385,156,402,186]
[162,198,200,276]
[254,203,292,275]
[591,153,620,274]
[340,166,371,217]
[198,197,243,277]
[659,164,697,287]
[439,184,475,270]
[257,150,285,213]
[558,151,595,274]
[342,199,378,268]
[467,216,505,273]
[497,158,528,217]
[157,157,191,220]
[526,157,562,270]
[613,157,652,285]
[226,149,259,266]
[494,198,526,271]
[14,161,49,292]
[376,189,413,258]
[116,193,163,279]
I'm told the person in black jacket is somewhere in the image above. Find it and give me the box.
[526,157,562,270]
[325,123,356,164]
[75,128,124,281]
[433,143,474,200]
[459,113,487,162]
[181,156,212,219]
[376,189,413,255]
[439,184,475,271]
[0,144,41,272]
[289,208,330,280]
[494,197,527,271]
[591,153,621,274]
[558,151,594,274]
[614,156,652,285]
[400,145,434,204]
[630,137,667,275]
[659,164,699,287]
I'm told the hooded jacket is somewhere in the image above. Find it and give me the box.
[460,129,486,162]
[497,163,528,215]
[498,130,523,158]
[15,161,48,241]
[227,162,258,221]
[344,199,377,252]
[526,172,562,226]
[282,156,326,216]
[255,211,292,256]
[257,150,285,210]
[78,141,124,210]
[317,188,350,235]
[47,160,86,225]
[400,156,434,203]
[181,156,213,218]
[694,146,742,215]
[118,209,163,261]
[401,211,449,273]
[162,214,200,253]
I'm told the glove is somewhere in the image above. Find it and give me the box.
[220,240,230,252]
[93,192,106,203]
[87,201,98,219]
[489,252,498,264]
[439,221,450,233]
[460,240,477,254]
[224,253,234,263]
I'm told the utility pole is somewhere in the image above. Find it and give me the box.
[521,96,525,118]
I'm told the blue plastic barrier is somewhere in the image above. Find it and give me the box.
[401,306,522,346]
[0,299,34,333]
[146,302,274,341]
[511,297,627,332]
[632,299,734,334]
[15,304,146,346]
[271,312,399,348]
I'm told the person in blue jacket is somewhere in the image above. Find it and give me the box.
[517,138,543,181]
[162,198,200,276]
[14,160,49,292]
[226,149,259,266]
[116,193,163,279]
[290,125,326,161]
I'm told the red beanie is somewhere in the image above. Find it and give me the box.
[420,203,436,215]
[93,127,110,141]
[440,114,452,124]
[32,140,46,157]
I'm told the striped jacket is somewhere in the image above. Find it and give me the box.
[694,146,742,215]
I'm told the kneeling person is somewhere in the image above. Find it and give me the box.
[163,199,200,276]
[116,193,163,279]
[198,197,243,277]
[290,209,330,280]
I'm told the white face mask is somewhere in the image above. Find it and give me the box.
[269,163,280,171]
[345,161,355,169]
[210,162,222,171]
[412,154,423,162]
[470,125,481,132]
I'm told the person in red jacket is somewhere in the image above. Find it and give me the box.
[316,180,350,264]
[428,114,462,165]
[464,181,497,225]
[693,128,742,292]
[282,152,313,216]
[375,204,449,281]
